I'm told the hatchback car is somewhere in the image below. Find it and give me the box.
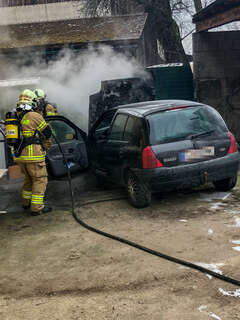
[87,100,240,208]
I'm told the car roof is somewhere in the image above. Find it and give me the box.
[112,100,203,117]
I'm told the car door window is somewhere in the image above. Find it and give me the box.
[95,111,115,131]
[94,111,115,140]
[109,114,128,141]
[48,120,77,144]
[124,117,144,147]
[123,116,135,142]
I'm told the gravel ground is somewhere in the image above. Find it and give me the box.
[0,176,240,319]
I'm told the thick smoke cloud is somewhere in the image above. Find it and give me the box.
[0,46,146,131]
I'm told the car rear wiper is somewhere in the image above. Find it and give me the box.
[186,129,216,140]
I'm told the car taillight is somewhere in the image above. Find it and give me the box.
[142,146,163,169]
[228,131,238,153]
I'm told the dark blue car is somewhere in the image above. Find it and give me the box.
[87,100,240,208]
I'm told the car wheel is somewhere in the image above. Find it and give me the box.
[213,175,237,192]
[127,172,151,208]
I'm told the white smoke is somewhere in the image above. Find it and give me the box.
[0,46,147,131]
[40,46,146,131]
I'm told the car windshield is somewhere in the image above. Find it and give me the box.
[147,105,228,145]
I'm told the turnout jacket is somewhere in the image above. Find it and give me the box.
[45,103,58,117]
[14,111,52,163]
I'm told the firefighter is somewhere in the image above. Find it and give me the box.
[34,88,58,117]
[14,89,52,216]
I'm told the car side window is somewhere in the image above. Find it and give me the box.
[48,120,77,144]
[109,114,128,141]
[95,111,115,131]
[123,116,135,142]
[124,117,144,147]
[94,111,115,140]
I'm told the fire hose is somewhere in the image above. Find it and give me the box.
[51,133,240,288]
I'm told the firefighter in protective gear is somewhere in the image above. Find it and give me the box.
[34,88,58,117]
[14,89,53,215]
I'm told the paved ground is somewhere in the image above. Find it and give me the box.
[0,173,240,319]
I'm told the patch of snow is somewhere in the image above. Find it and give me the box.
[228,217,240,228]
[199,192,230,202]
[208,229,213,235]
[232,240,240,245]
[232,246,240,252]
[219,288,240,297]
[179,219,187,222]
[195,263,224,279]
[199,305,207,311]
[235,217,240,227]
[210,312,222,320]
[199,305,222,319]
[210,202,223,210]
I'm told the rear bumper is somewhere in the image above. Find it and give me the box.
[132,153,240,192]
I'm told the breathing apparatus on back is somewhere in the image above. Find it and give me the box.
[5,111,20,147]
[5,89,38,151]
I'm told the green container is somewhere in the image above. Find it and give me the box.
[147,63,194,101]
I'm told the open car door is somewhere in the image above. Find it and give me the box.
[45,116,88,178]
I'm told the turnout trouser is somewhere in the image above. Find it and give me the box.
[18,161,48,212]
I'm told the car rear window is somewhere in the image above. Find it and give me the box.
[147,105,228,145]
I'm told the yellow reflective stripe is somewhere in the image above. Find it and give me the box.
[23,130,35,137]
[27,145,34,157]
[31,200,44,204]
[46,112,56,116]
[31,195,44,204]
[15,155,46,161]
[37,120,47,131]
[23,133,34,137]
[22,190,32,200]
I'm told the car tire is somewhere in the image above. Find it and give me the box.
[127,172,151,208]
[213,175,237,192]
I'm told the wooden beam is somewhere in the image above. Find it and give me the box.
[196,5,240,32]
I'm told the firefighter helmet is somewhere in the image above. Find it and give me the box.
[18,89,38,109]
[34,88,46,99]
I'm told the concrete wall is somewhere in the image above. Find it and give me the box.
[0,1,84,25]
[193,31,240,140]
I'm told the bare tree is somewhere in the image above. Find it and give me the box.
[193,0,202,12]
[83,0,188,64]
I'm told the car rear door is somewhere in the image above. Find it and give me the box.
[100,113,144,182]
[46,116,88,178]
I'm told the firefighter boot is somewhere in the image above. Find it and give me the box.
[31,206,52,216]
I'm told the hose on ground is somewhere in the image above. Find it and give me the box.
[53,133,240,288]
